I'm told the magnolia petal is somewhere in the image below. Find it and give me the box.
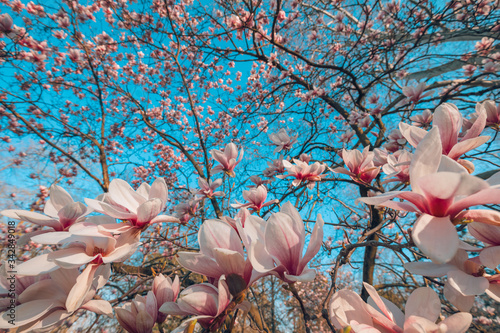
[66,264,99,312]
[409,127,442,195]
[149,177,168,204]
[447,269,489,296]
[109,178,146,210]
[0,300,56,328]
[265,212,302,274]
[404,287,440,322]
[448,136,489,160]
[404,261,453,277]
[328,289,373,329]
[17,253,60,276]
[284,268,316,282]
[412,214,458,264]
[479,246,500,269]
[298,214,324,273]
[81,300,113,317]
[443,282,475,312]
[199,219,244,257]
[459,210,500,226]
[363,283,403,326]
[438,312,472,333]
[213,248,246,277]
[150,214,180,224]
[177,252,225,278]
[399,122,427,148]
[137,198,163,224]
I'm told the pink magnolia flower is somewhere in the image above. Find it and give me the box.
[1,184,90,242]
[244,202,324,283]
[116,291,157,333]
[231,185,278,213]
[177,219,259,296]
[263,155,286,177]
[329,282,472,333]
[359,128,500,263]
[402,81,432,103]
[405,249,500,312]
[0,268,112,332]
[159,277,232,332]
[468,222,500,269]
[268,128,298,153]
[85,178,178,233]
[333,147,380,185]
[192,178,224,200]
[174,199,198,224]
[383,129,407,152]
[382,150,412,184]
[479,100,500,129]
[400,103,489,165]
[16,223,139,311]
[210,143,244,177]
[0,14,13,33]
[247,175,271,188]
[410,109,433,128]
[277,159,326,189]
[153,274,180,323]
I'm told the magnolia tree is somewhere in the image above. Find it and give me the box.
[1,0,500,332]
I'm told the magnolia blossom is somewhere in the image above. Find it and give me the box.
[402,81,432,103]
[359,128,500,263]
[174,199,198,224]
[192,178,224,200]
[231,185,278,213]
[159,277,232,332]
[268,128,298,153]
[1,184,90,242]
[16,223,139,311]
[410,109,433,128]
[263,155,286,177]
[382,150,412,184]
[329,282,472,333]
[405,249,500,312]
[247,175,271,188]
[400,103,489,169]
[0,14,13,33]
[85,178,178,233]
[243,202,324,283]
[333,147,380,185]
[277,159,326,189]
[116,291,157,333]
[210,142,244,177]
[479,100,500,128]
[153,274,180,323]
[177,219,259,296]
[0,268,112,332]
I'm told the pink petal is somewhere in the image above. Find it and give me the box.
[199,219,244,258]
[443,282,475,312]
[328,289,373,329]
[447,136,490,160]
[0,300,56,328]
[47,185,74,211]
[458,210,500,226]
[433,103,461,154]
[49,247,94,269]
[109,178,147,210]
[447,269,489,296]
[149,177,168,204]
[66,264,99,312]
[412,214,458,263]
[16,253,60,276]
[213,248,246,277]
[480,246,500,269]
[137,198,162,224]
[7,210,61,230]
[438,313,472,333]
[404,287,440,322]
[177,252,225,278]
[449,188,500,217]
[284,268,316,282]
[81,300,113,317]
[468,221,500,245]
[298,214,324,274]
[404,262,454,277]
[399,122,427,148]
[408,127,442,194]
[363,283,402,325]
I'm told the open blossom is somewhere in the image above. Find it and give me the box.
[0,268,112,332]
[210,142,243,177]
[192,178,224,199]
[410,109,433,128]
[263,155,286,177]
[1,184,90,243]
[177,219,260,296]
[405,249,500,312]
[153,274,180,323]
[247,175,271,188]
[268,128,298,153]
[400,102,489,167]
[277,159,326,189]
[231,185,278,213]
[85,178,178,233]
[479,100,500,128]
[159,277,233,332]
[16,223,139,311]
[382,150,412,184]
[333,147,380,185]
[329,282,472,333]
[359,127,500,263]
[402,81,432,103]
[116,291,157,333]
[243,202,324,283]
[174,199,198,224]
